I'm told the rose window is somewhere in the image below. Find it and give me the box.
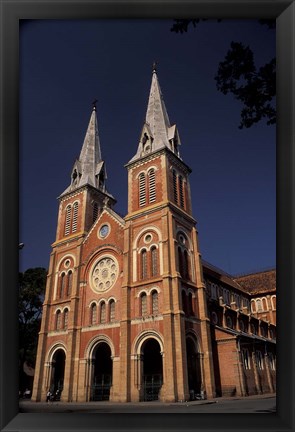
[91,257,118,292]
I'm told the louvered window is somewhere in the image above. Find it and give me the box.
[141,293,147,316]
[56,310,61,330]
[60,273,66,298]
[173,170,178,203]
[109,300,115,322]
[64,309,69,330]
[93,202,99,223]
[67,271,72,296]
[65,205,71,235]
[151,246,158,277]
[141,250,147,279]
[139,173,146,206]
[179,176,184,208]
[148,169,156,203]
[90,303,97,325]
[152,291,158,315]
[72,202,78,232]
[100,302,106,323]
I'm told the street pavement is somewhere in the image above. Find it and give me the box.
[19,394,276,413]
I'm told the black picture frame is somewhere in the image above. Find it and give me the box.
[0,1,294,431]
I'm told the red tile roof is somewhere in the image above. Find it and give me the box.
[233,269,276,295]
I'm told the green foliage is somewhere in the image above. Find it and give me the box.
[215,42,276,128]
[171,19,276,129]
[19,267,47,367]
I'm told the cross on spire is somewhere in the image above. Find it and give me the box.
[92,99,98,110]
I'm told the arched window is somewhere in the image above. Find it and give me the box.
[256,299,263,312]
[182,290,187,314]
[179,175,184,208]
[64,308,69,330]
[109,300,115,322]
[56,310,61,330]
[151,291,159,315]
[183,250,189,279]
[90,303,97,326]
[60,273,66,298]
[100,302,106,323]
[141,249,147,279]
[65,205,71,235]
[251,300,256,313]
[173,170,178,203]
[93,202,99,223]
[262,297,268,311]
[151,246,158,277]
[67,271,73,297]
[178,246,184,277]
[271,295,276,310]
[188,292,193,315]
[139,173,146,207]
[72,202,78,232]
[140,293,147,316]
[148,169,156,203]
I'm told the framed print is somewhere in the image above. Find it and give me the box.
[0,1,294,432]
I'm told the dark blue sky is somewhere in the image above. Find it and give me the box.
[19,19,276,276]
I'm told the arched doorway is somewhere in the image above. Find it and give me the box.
[141,338,163,401]
[50,349,65,400]
[90,342,112,401]
[186,337,202,399]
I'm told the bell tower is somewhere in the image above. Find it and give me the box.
[32,103,116,402]
[124,65,215,402]
[55,103,116,243]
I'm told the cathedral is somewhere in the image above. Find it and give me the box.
[32,67,276,403]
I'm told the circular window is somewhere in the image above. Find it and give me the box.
[90,256,118,292]
[64,259,70,268]
[178,234,186,245]
[211,311,218,325]
[98,224,110,239]
[144,234,153,243]
[239,320,245,332]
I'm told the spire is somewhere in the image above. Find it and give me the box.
[128,65,181,163]
[60,103,108,197]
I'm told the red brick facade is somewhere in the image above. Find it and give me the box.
[32,71,276,403]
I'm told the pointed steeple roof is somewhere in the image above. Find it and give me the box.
[60,104,112,198]
[128,65,181,163]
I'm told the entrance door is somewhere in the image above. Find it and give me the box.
[186,338,201,399]
[142,339,163,401]
[50,349,65,400]
[90,342,112,401]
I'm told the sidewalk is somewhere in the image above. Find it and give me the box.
[19,392,275,409]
